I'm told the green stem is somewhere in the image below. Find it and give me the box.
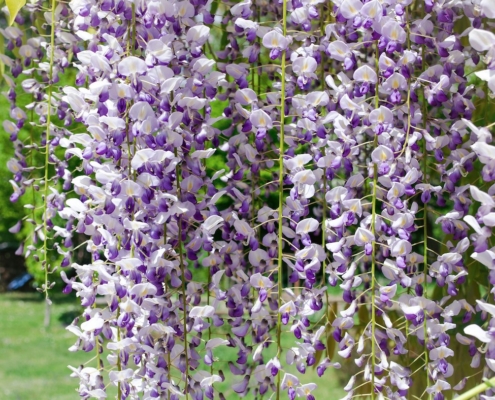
[275,1,287,399]
[422,59,431,399]
[455,378,495,400]
[256,6,261,95]
[175,157,189,400]
[167,350,172,400]
[369,43,380,400]
[28,95,37,249]
[207,265,212,375]
[370,138,378,400]
[132,5,136,55]
[320,9,328,286]
[116,309,122,399]
[402,8,413,357]
[321,152,327,284]
[115,236,123,399]
[116,8,138,398]
[41,0,57,309]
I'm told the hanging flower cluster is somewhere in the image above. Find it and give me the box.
[3,0,495,399]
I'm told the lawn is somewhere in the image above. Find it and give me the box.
[0,292,104,400]
[0,292,346,399]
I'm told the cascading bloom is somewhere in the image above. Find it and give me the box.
[3,0,495,399]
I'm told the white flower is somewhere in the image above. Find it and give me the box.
[262,30,289,50]
[118,56,147,76]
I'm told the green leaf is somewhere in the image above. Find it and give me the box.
[6,0,26,26]
[34,10,45,35]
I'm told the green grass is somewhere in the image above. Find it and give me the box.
[0,292,105,400]
[0,292,347,399]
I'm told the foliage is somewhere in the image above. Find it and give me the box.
[5,0,26,26]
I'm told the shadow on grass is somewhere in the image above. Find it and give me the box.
[3,291,83,327]
[58,309,81,326]
[3,291,80,304]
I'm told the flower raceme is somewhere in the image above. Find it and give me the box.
[3,0,495,399]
